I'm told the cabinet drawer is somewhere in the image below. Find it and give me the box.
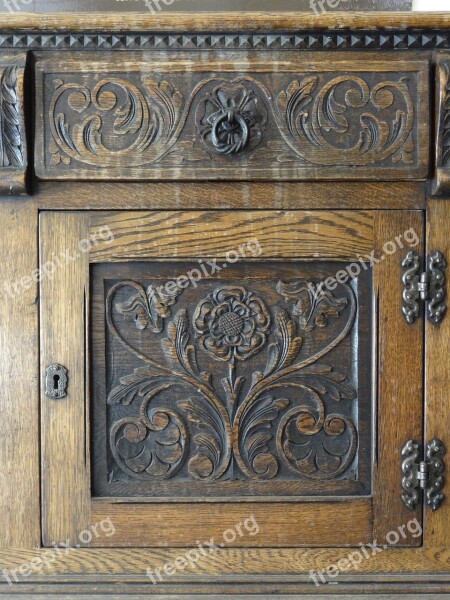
[35,52,429,181]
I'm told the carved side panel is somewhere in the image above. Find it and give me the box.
[35,52,428,181]
[433,54,450,195]
[0,54,27,195]
[91,262,372,499]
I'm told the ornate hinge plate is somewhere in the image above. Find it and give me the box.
[401,251,447,325]
[45,364,68,399]
[401,439,446,511]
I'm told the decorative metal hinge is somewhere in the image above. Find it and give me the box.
[45,364,68,399]
[401,439,446,511]
[402,251,447,325]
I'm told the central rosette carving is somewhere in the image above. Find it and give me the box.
[193,286,271,363]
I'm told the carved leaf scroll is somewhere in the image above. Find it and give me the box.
[49,77,187,167]
[275,75,415,166]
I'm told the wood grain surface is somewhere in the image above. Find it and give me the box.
[0,200,40,548]
[1,12,450,32]
[89,210,374,262]
[40,212,91,546]
[425,200,450,548]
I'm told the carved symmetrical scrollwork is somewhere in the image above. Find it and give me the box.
[106,277,359,485]
[0,66,24,168]
[43,68,422,178]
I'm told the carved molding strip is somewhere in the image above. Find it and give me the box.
[1,31,450,51]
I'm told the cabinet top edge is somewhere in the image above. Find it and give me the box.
[1,11,450,33]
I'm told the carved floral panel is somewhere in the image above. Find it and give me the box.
[36,54,428,180]
[91,262,372,498]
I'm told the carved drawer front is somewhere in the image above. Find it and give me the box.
[35,52,429,181]
[40,208,425,548]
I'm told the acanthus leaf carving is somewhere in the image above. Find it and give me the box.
[0,66,24,168]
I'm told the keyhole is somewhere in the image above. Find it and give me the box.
[53,374,60,390]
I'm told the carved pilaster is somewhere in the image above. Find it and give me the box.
[433,54,450,195]
[0,54,27,195]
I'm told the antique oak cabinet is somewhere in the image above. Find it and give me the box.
[1,10,450,599]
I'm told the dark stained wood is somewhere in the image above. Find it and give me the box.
[41,209,424,550]
[0,545,449,579]
[1,9,450,596]
[433,53,450,196]
[92,261,371,499]
[89,210,374,262]
[34,52,429,182]
[90,498,372,548]
[85,210,374,547]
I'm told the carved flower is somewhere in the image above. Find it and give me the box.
[193,287,271,363]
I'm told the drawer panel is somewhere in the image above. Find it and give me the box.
[35,51,429,181]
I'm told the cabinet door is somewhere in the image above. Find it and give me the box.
[40,209,424,548]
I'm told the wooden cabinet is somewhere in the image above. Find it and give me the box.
[1,11,450,598]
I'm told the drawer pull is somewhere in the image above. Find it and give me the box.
[210,109,250,155]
